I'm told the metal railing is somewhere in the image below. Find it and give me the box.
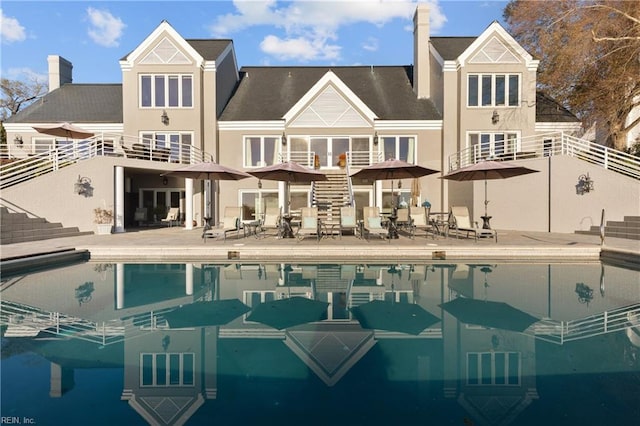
[0,133,213,190]
[448,131,640,180]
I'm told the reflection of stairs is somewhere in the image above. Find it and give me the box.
[576,215,640,240]
[312,170,350,222]
[1,207,93,244]
[315,265,350,293]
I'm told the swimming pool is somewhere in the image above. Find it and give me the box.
[1,261,639,425]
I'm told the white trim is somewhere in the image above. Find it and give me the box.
[536,122,582,132]
[283,70,378,122]
[430,44,444,68]
[4,123,124,133]
[375,120,442,130]
[443,60,458,72]
[219,121,285,131]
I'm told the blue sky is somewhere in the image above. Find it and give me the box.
[1,0,509,84]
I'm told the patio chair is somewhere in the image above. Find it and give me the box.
[261,206,282,238]
[448,206,497,242]
[408,206,435,239]
[296,207,320,242]
[202,206,241,242]
[363,206,388,242]
[396,208,411,234]
[339,206,358,239]
[161,207,180,227]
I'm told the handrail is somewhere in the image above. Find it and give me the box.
[448,131,640,180]
[345,155,355,207]
[0,132,214,190]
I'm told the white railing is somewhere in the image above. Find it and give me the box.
[448,132,640,180]
[0,133,213,190]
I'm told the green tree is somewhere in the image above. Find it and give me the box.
[504,0,640,150]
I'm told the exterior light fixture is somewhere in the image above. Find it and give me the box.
[576,173,594,195]
[162,177,168,186]
[491,110,499,124]
[281,132,287,145]
[161,110,169,125]
[258,180,262,189]
[14,135,23,146]
[373,132,379,145]
[74,175,92,196]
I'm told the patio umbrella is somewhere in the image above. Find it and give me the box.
[162,161,252,181]
[350,159,438,207]
[163,299,250,328]
[442,160,539,218]
[351,300,440,335]
[32,122,95,140]
[246,296,329,330]
[439,297,539,332]
[248,161,327,213]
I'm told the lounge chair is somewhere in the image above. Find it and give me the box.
[408,206,435,239]
[339,206,358,238]
[448,206,497,242]
[161,207,180,227]
[363,206,388,242]
[202,206,241,242]
[396,208,411,234]
[260,206,282,238]
[296,207,320,242]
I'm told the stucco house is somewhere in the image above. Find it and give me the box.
[2,5,638,238]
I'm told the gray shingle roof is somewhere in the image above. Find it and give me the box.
[186,39,233,61]
[430,37,476,61]
[536,92,580,123]
[219,66,442,122]
[6,84,122,123]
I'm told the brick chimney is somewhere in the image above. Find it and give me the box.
[413,4,430,99]
[47,55,73,92]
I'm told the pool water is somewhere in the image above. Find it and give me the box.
[1,261,639,425]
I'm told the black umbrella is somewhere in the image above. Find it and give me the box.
[246,296,329,330]
[163,299,250,328]
[439,297,539,332]
[351,300,440,335]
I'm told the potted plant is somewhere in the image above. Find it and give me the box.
[94,207,113,235]
[337,152,347,168]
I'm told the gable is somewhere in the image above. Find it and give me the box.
[469,36,521,64]
[140,37,192,65]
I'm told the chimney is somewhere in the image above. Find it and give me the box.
[47,55,73,92]
[413,4,430,99]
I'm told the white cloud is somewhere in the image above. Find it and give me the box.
[1,9,26,44]
[362,37,379,52]
[3,67,47,84]
[86,7,125,48]
[209,0,447,62]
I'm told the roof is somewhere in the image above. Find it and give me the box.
[536,92,580,122]
[6,84,122,123]
[220,66,442,121]
[430,37,476,61]
[186,39,233,61]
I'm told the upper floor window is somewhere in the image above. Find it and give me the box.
[468,74,519,107]
[244,136,278,167]
[381,136,415,163]
[140,74,193,108]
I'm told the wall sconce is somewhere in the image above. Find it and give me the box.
[162,177,168,186]
[161,110,169,125]
[576,173,594,195]
[13,135,23,146]
[74,175,92,196]
[373,132,379,145]
[491,110,500,124]
[257,180,262,189]
[281,132,287,145]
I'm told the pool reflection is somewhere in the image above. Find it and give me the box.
[1,262,639,425]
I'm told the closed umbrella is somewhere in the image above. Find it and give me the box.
[33,122,94,140]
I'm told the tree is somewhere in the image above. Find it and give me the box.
[504,0,640,150]
[0,77,47,121]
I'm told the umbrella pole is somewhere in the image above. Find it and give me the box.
[484,179,488,217]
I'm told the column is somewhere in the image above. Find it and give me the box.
[114,166,125,233]
[185,178,194,230]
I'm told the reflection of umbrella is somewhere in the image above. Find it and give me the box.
[33,122,94,139]
[162,162,252,181]
[439,297,539,332]
[163,299,250,328]
[350,159,438,206]
[442,160,538,217]
[249,161,327,212]
[247,296,329,330]
[351,300,440,335]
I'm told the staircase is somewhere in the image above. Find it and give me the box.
[312,169,351,222]
[0,207,93,244]
[575,215,640,240]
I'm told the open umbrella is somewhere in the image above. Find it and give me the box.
[162,161,252,181]
[439,297,539,332]
[351,300,440,335]
[246,296,329,330]
[32,122,95,140]
[442,160,539,220]
[163,299,250,328]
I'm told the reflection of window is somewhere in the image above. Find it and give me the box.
[140,74,193,108]
[244,291,276,309]
[141,352,194,387]
[244,136,278,167]
[467,351,520,386]
[381,136,415,162]
[468,74,520,107]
